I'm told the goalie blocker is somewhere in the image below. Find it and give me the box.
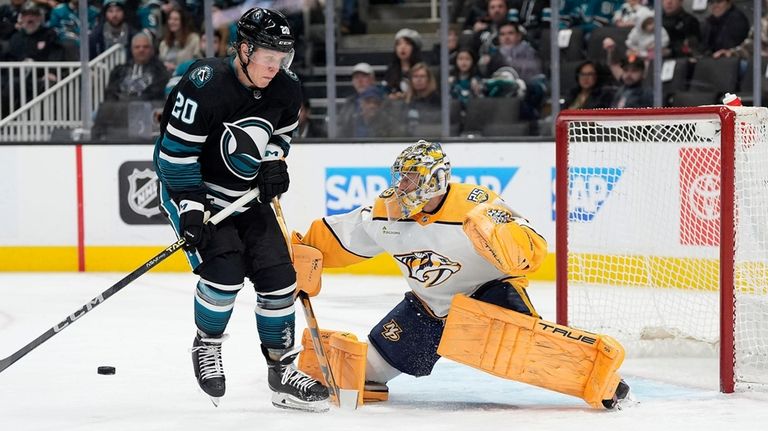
[297,294,626,409]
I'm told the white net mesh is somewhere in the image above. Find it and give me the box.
[562,107,768,391]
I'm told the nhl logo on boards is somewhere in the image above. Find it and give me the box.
[119,162,166,225]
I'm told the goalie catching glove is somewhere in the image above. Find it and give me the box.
[462,202,546,274]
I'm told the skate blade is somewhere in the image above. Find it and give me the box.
[210,396,221,407]
[615,390,639,411]
[271,393,330,413]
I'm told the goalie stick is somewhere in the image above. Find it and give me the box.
[0,188,261,374]
[270,197,359,409]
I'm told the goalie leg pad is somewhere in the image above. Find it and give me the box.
[368,292,443,377]
[297,327,337,383]
[328,332,367,406]
[297,328,372,406]
[437,294,625,409]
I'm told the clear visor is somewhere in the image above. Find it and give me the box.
[250,47,295,69]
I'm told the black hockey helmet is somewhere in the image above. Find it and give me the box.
[236,8,295,54]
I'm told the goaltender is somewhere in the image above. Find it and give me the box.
[292,140,632,409]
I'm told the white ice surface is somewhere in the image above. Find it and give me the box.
[1,273,767,431]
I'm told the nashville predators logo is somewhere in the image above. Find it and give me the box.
[381,319,402,342]
[394,250,461,288]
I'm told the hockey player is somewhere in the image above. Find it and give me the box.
[293,140,632,410]
[153,8,329,412]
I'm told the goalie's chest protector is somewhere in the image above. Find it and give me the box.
[368,184,507,316]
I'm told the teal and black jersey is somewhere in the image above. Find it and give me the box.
[154,56,302,210]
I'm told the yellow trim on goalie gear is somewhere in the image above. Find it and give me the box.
[371,183,500,224]
[463,202,548,276]
[437,294,625,409]
[297,328,368,406]
[300,218,371,268]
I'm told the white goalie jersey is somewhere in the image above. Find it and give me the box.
[297,183,547,316]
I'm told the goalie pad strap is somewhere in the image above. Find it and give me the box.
[437,294,625,409]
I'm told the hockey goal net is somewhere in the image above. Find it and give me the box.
[555,106,768,393]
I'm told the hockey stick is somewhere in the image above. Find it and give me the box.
[0,188,261,374]
[270,198,359,410]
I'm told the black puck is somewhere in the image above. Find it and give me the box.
[97,366,116,375]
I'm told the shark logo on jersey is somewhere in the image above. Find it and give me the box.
[381,319,403,342]
[394,251,462,288]
[220,117,273,180]
[189,65,213,88]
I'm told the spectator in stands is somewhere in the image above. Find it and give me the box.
[716,0,768,60]
[559,0,623,36]
[662,0,701,58]
[626,10,669,60]
[610,57,652,108]
[612,0,651,28]
[104,31,169,102]
[163,29,224,97]
[90,0,139,59]
[481,21,541,81]
[48,0,99,60]
[5,2,64,62]
[0,0,25,45]
[2,3,64,112]
[433,25,460,77]
[138,0,171,43]
[297,97,325,138]
[404,62,441,133]
[508,0,551,47]
[562,60,615,109]
[158,5,200,73]
[701,0,749,56]
[384,28,424,99]
[338,62,379,137]
[473,0,509,57]
[449,48,483,111]
[354,86,397,137]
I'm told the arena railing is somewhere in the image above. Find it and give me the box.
[0,44,125,142]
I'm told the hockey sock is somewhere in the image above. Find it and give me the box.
[255,283,297,355]
[194,278,242,336]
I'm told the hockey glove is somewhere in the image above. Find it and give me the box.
[178,195,214,250]
[256,159,290,202]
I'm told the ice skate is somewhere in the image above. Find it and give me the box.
[602,379,636,410]
[191,332,228,406]
[263,345,330,412]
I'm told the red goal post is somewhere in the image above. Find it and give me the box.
[555,106,768,393]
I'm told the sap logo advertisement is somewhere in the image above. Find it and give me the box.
[551,167,624,222]
[325,167,519,215]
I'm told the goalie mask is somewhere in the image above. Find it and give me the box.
[388,140,451,219]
